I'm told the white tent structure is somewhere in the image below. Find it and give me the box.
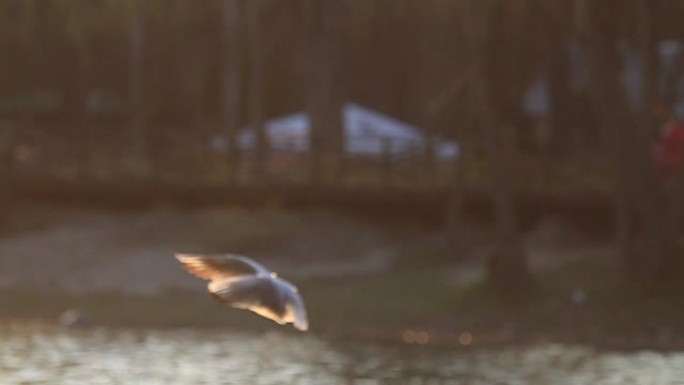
[229,103,459,160]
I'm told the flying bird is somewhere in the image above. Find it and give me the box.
[175,253,308,331]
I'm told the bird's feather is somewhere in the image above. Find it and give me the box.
[281,282,309,331]
[175,254,270,281]
[209,276,308,331]
[176,253,308,331]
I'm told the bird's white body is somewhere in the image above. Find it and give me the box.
[175,254,308,331]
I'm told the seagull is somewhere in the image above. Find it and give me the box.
[175,253,308,331]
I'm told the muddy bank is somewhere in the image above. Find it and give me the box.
[2,204,682,351]
[0,204,405,294]
[0,202,600,295]
[3,267,684,353]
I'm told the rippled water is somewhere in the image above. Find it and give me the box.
[2,328,684,384]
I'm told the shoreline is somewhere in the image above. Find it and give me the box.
[0,204,682,353]
[2,272,684,353]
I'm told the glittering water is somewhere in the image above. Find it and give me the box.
[1,328,684,384]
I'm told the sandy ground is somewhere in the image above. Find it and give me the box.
[0,204,610,296]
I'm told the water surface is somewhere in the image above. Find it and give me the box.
[1,328,683,384]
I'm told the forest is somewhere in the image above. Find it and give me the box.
[2,0,684,296]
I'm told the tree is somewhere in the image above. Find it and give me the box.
[460,0,535,297]
[128,1,147,176]
[246,0,267,179]
[580,0,684,291]
[220,0,243,182]
[304,0,347,184]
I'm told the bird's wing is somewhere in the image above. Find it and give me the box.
[274,277,309,331]
[210,276,286,323]
[175,253,271,281]
[210,276,308,331]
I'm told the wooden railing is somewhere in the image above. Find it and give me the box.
[8,128,458,192]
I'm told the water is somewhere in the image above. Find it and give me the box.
[2,328,684,385]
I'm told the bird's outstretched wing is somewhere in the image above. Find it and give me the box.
[210,275,309,331]
[278,278,309,332]
[175,253,271,281]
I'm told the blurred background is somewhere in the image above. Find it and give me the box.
[2,0,684,383]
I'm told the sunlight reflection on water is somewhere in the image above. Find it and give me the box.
[1,328,684,384]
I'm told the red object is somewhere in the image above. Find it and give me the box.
[656,120,684,176]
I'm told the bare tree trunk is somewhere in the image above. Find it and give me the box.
[634,0,684,290]
[221,0,243,182]
[581,0,684,291]
[247,0,267,180]
[69,45,91,180]
[416,6,472,258]
[0,125,15,231]
[444,142,471,258]
[461,0,534,297]
[433,77,473,259]
[630,0,669,288]
[540,0,573,158]
[129,6,148,177]
[477,84,534,296]
[579,0,641,281]
[305,0,347,185]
